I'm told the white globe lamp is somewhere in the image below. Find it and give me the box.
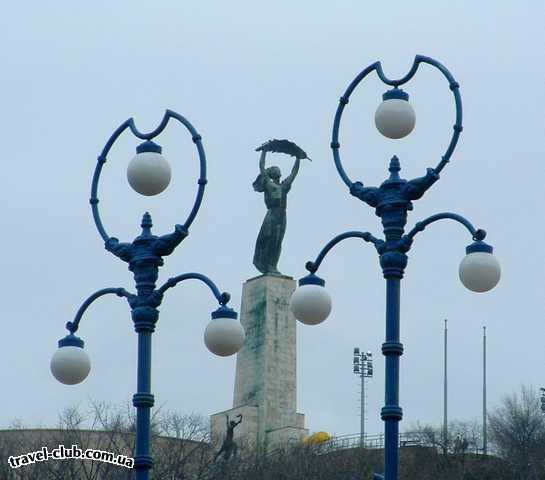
[127,141,171,196]
[50,335,91,385]
[204,306,245,357]
[375,88,416,139]
[459,242,501,293]
[290,274,332,325]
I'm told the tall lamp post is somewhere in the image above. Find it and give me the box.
[482,325,487,455]
[353,348,373,447]
[289,56,501,480]
[49,110,245,480]
[443,319,448,454]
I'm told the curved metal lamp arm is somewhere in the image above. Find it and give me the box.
[66,288,133,334]
[331,54,462,188]
[90,109,207,243]
[306,231,383,273]
[157,273,231,306]
[405,212,486,242]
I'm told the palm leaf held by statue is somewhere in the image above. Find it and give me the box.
[255,139,312,161]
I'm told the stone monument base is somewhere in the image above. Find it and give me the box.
[210,274,308,454]
[265,416,308,447]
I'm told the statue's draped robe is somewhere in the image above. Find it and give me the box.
[253,180,291,274]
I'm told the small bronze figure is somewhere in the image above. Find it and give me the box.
[214,414,243,462]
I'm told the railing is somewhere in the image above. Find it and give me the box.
[267,432,424,459]
[268,431,490,458]
[315,432,425,453]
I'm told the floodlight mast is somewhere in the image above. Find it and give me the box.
[354,347,373,447]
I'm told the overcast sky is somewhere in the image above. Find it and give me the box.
[2,1,544,439]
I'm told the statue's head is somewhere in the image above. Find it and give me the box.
[230,420,237,428]
[266,166,281,181]
[253,166,282,192]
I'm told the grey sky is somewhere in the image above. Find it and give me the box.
[2,1,544,438]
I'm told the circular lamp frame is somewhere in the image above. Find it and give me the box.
[90,110,207,242]
[331,55,463,188]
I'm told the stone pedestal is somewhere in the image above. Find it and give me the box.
[211,274,307,452]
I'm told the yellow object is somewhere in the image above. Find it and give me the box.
[303,431,331,444]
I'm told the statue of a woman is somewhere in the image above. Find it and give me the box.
[252,150,300,275]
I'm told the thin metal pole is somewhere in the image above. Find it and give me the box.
[361,368,365,447]
[483,326,487,456]
[443,319,448,454]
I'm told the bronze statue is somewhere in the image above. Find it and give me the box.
[214,414,243,462]
[252,140,310,275]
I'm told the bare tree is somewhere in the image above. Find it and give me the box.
[213,443,374,480]
[488,385,545,480]
[404,420,519,480]
[409,420,482,455]
[4,399,540,480]
[0,401,213,480]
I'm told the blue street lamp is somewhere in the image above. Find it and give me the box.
[289,56,500,480]
[50,110,245,480]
